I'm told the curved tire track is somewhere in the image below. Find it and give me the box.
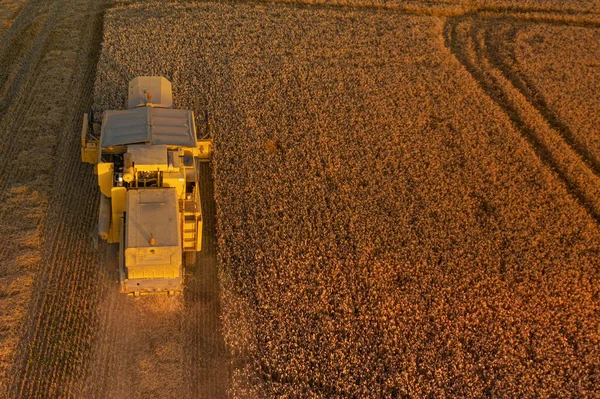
[481,19,600,177]
[444,14,600,225]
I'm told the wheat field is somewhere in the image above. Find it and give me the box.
[0,0,599,398]
[510,25,600,168]
[91,2,600,397]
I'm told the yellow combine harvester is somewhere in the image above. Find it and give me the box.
[81,76,212,295]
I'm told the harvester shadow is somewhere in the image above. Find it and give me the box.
[182,161,231,399]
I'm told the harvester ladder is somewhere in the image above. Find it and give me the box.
[181,198,197,251]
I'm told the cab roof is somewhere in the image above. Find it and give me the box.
[100,106,196,148]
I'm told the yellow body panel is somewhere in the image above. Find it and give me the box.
[121,189,182,294]
[82,144,98,164]
[124,246,181,279]
[195,139,212,161]
[163,171,186,198]
[196,220,203,251]
[109,187,127,243]
[96,163,114,197]
[81,113,99,164]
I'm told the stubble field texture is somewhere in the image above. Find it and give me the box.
[92,1,600,397]
[0,1,109,397]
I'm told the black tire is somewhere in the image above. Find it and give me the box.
[185,251,197,269]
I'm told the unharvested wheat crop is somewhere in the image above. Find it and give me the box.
[509,24,600,170]
[111,0,600,15]
[95,2,600,397]
[261,0,600,14]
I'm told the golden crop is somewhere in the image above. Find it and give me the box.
[511,24,600,169]
[92,1,600,397]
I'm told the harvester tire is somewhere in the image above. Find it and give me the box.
[185,251,197,269]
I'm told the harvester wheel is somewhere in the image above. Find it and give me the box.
[185,251,197,269]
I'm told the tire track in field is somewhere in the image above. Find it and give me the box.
[0,0,73,196]
[0,0,52,51]
[481,20,600,177]
[0,0,66,390]
[0,1,61,122]
[443,15,600,225]
[4,0,110,397]
[183,162,231,399]
[0,0,26,42]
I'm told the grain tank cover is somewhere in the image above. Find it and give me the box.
[124,188,182,283]
[127,144,168,170]
[128,76,173,109]
[126,188,180,249]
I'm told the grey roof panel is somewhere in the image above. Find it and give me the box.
[127,144,168,166]
[100,107,196,148]
[126,188,180,249]
[151,108,196,147]
[101,107,150,147]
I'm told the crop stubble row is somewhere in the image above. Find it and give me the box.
[0,0,110,398]
[0,0,78,392]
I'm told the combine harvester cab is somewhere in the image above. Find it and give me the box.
[81,76,212,296]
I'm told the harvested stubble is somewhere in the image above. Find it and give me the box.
[0,0,25,39]
[0,1,108,396]
[95,2,600,397]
